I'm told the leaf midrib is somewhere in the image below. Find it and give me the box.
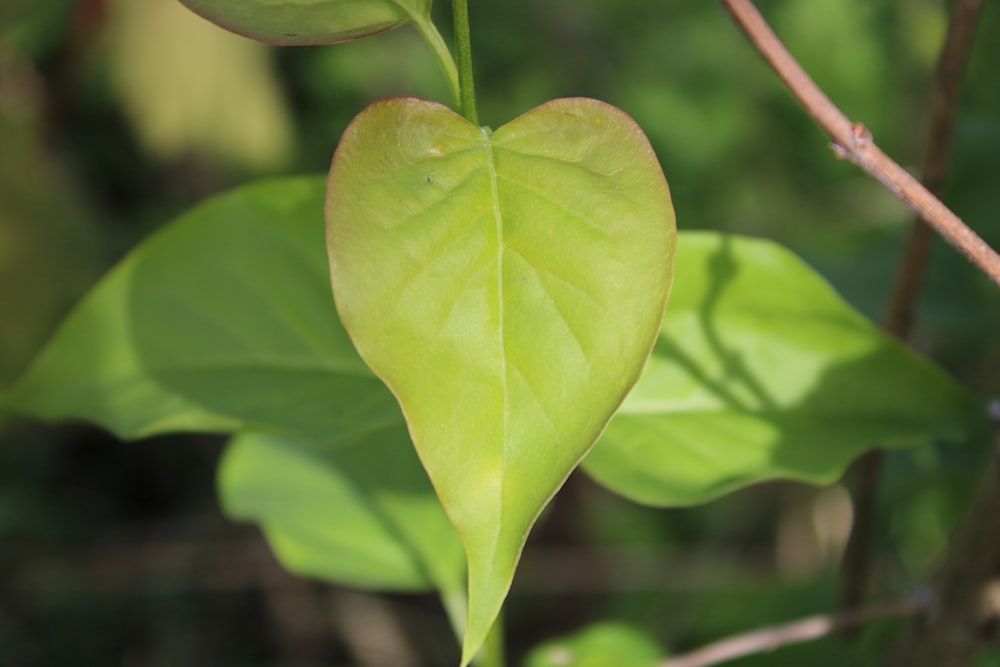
[481,126,507,580]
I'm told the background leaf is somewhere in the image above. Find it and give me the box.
[221,429,464,596]
[582,232,984,507]
[325,97,676,663]
[2,177,398,442]
[523,622,664,667]
[178,0,433,46]
[1,175,467,612]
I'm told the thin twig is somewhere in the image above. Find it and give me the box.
[838,449,883,618]
[662,598,927,667]
[719,0,1000,287]
[839,0,985,621]
[884,0,985,338]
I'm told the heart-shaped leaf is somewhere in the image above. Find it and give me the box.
[326,97,676,663]
[179,0,432,45]
[583,232,983,506]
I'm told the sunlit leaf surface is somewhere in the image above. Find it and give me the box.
[326,97,676,663]
[583,232,983,506]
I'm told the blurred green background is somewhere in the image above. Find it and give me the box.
[0,0,998,665]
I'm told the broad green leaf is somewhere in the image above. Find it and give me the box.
[221,429,465,596]
[2,176,468,603]
[178,0,432,45]
[325,97,676,663]
[584,232,983,507]
[2,177,399,443]
[523,622,664,667]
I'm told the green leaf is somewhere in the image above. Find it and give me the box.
[584,232,983,507]
[325,97,676,664]
[178,0,432,45]
[221,429,465,596]
[523,622,664,667]
[2,176,399,443]
[2,175,468,606]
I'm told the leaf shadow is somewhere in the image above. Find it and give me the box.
[590,233,984,506]
[653,233,779,413]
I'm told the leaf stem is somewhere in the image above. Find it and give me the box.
[451,0,479,124]
[411,15,461,109]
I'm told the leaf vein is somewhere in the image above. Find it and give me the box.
[507,361,558,432]
[496,173,612,240]
[504,244,606,311]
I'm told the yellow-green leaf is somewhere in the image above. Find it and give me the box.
[325,97,676,663]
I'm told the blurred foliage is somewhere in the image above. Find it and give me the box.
[0,51,102,388]
[523,621,663,667]
[0,0,998,665]
[107,0,294,169]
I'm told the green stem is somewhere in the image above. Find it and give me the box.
[451,0,479,124]
[440,591,505,667]
[411,15,461,110]
[476,611,506,667]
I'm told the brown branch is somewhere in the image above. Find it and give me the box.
[838,449,884,619]
[662,598,927,667]
[885,0,984,339]
[719,0,1000,288]
[839,0,985,621]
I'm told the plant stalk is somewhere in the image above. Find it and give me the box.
[719,0,1000,286]
[664,597,926,667]
[839,0,985,620]
[411,15,462,110]
[451,0,479,124]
